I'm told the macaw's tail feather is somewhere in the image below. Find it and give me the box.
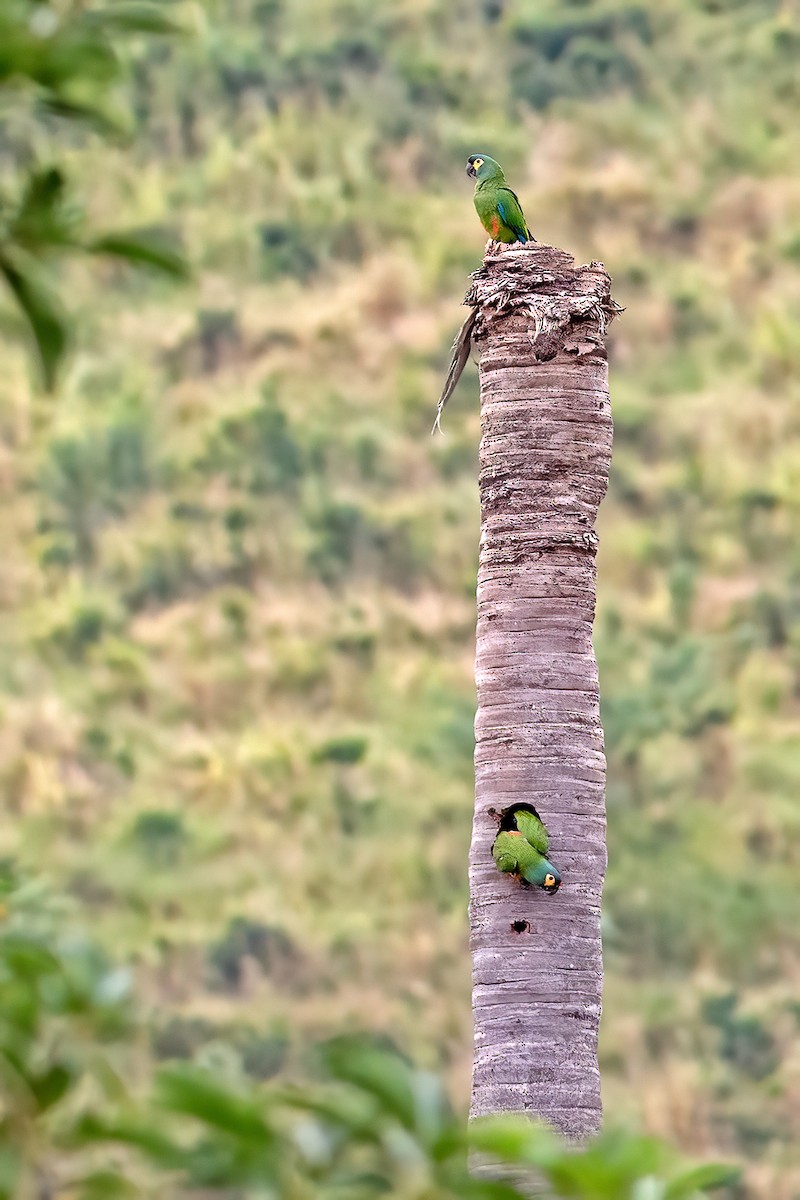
[432,307,477,434]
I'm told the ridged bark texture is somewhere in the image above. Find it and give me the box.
[469,244,619,1141]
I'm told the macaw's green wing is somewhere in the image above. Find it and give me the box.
[492,832,520,874]
[496,186,530,243]
[513,810,549,855]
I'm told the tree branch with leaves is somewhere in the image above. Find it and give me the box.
[0,0,192,388]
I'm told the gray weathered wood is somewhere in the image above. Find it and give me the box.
[468,243,619,1142]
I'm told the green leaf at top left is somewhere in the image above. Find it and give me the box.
[0,250,69,390]
[89,229,190,279]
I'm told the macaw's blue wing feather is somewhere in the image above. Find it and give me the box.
[497,188,530,244]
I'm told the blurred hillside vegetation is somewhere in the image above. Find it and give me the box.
[1,0,800,1195]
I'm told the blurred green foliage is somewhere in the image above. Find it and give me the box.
[0,869,736,1198]
[0,0,189,387]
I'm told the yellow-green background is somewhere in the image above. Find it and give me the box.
[2,1,800,1193]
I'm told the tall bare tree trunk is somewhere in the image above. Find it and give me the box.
[468,243,619,1141]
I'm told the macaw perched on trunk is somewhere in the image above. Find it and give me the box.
[492,803,561,894]
[466,154,533,245]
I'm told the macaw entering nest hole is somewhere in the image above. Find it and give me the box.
[496,801,545,833]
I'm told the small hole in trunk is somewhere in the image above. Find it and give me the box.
[510,919,530,934]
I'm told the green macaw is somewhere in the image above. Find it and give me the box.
[466,154,533,244]
[492,803,561,894]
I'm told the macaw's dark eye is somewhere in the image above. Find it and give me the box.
[544,874,555,887]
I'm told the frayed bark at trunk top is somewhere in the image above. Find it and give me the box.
[469,243,618,1142]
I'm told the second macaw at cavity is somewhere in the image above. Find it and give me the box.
[492,803,561,894]
[466,154,533,244]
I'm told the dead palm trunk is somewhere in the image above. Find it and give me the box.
[464,243,619,1141]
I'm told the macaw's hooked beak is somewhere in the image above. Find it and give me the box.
[543,871,561,895]
[466,161,476,178]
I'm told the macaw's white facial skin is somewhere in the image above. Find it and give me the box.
[526,859,562,894]
[466,153,503,182]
